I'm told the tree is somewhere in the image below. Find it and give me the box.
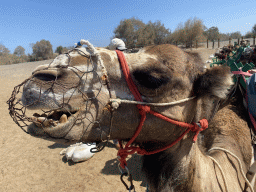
[151,20,171,45]
[252,24,256,35]
[172,23,186,44]
[32,39,53,60]
[245,31,254,38]
[136,22,155,47]
[0,43,10,56]
[229,31,242,39]
[113,17,145,48]
[205,27,219,41]
[55,46,70,54]
[219,33,230,41]
[172,17,206,47]
[0,44,28,64]
[55,46,64,54]
[113,18,173,48]
[184,18,206,47]
[66,46,74,50]
[14,46,25,56]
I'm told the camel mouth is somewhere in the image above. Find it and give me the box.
[29,106,82,134]
[31,109,77,128]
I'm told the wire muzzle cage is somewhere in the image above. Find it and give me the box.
[7,41,112,150]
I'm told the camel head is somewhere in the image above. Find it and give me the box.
[8,40,233,146]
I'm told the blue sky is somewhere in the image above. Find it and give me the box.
[0,0,256,54]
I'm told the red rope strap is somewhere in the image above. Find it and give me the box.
[115,50,208,169]
[232,71,252,77]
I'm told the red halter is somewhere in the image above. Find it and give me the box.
[115,50,208,169]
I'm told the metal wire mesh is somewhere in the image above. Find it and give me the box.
[7,48,111,146]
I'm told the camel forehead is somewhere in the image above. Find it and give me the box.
[143,44,183,55]
[32,48,93,74]
[143,44,188,67]
[68,48,118,67]
[52,47,92,67]
[97,48,119,62]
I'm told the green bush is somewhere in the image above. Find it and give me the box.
[31,39,53,60]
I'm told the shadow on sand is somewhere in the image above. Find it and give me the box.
[48,141,147,187]
[101,153,147,187]
[48,143,69,149]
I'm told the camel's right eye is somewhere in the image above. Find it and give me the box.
[133,68,169,89]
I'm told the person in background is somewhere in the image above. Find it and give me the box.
[108,38,127,51]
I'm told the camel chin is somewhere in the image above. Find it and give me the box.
[26,123,77,145]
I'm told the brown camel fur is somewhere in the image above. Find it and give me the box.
[17,44,253,191]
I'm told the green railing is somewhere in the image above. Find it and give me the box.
[210,42,254,89]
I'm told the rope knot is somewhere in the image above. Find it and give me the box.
[198,119,208,130]
[191,119,208,142]
[117,149,129,169]
[110,99,121,110]
[137,104,151,115]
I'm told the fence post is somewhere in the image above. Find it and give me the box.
[212,40,214,49]
[229,38,231,45]
[207,39,208,48]
[218,39,220,48]
[253,36,255,46]
[241,36,243,42]
[238,38,240,45]
[175,41,177,46]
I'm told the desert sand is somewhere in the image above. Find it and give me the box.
[0,48,219,192]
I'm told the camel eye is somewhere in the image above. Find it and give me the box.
[133,68,169,89]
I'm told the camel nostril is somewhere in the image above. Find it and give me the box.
[34,73,57,81]
[33,70,61,81]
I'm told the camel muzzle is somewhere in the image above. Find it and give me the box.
[7,40,112,145]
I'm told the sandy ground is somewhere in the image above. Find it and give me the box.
[0,48,219,192]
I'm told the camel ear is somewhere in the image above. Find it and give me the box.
[193,66,233,99]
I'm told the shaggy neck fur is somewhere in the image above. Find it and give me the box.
[141,136,195,191]
[141,92,252,192]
